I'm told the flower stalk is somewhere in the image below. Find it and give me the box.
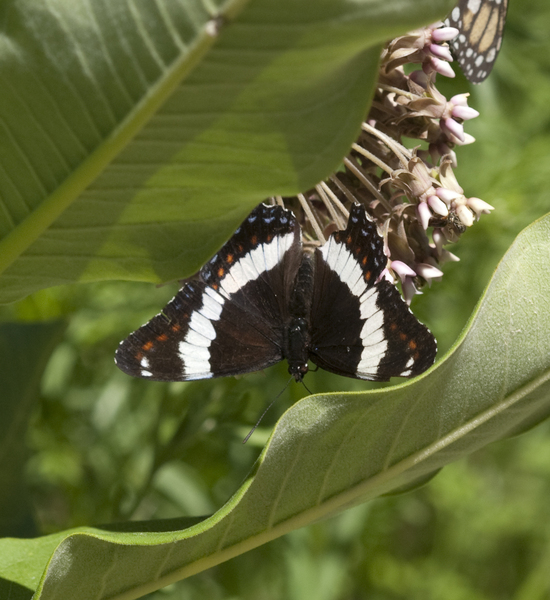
[273,22,494,303]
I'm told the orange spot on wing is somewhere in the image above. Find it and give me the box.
[136,352,144,361]
[157,333,168,342]
[237,244,243,252]
[171,323,181,332]
[346,235,352,244]
[217,267,225,277]
[251,235,258,245]
[364,271,372,281]
[399,332,407,341]
[409,339,417,350]
[390,322,398,331]
[142,341,154,351]
[226,253,234,264]
[362,256,368,265]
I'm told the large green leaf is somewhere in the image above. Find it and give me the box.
[0,0,453,304]
[0,321,65,541]
[1,210,548,599]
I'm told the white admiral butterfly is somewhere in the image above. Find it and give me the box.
[115,203,436,382]
[446,0,508,84]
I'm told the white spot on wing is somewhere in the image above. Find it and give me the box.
[340,251,364,292]
[179,340,212,379]
[220,232,295,296]
[361,307,383,337]
[250,243,268,279]
[188,311,216,341]
[467,0,481,13]
[320,238,342,272]
[359,287,377,320]
[140,356,152,377]
[400,356,415,376]
[223,260,249,295]
[185,328,212,347]
[321,241,366,296]
[263,237,279,271]
[199,291,224,321]
[358,341,387,372]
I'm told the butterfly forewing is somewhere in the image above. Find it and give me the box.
[115,204,302,381]
[446,0,508,83]
[309,204,436,381]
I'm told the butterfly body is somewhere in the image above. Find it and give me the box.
[115,203,436,383]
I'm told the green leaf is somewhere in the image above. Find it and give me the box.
[0,0,453,304]
[1,211,548,600]
[0,321,65,540]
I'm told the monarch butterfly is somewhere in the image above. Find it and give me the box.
[446,0,509,83]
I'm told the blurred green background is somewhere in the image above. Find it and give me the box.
[3,1,550,598]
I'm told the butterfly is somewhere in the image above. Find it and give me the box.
[115,203,437,383]
[446,0,509,83]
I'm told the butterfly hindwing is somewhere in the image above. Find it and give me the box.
[446,0,508,84]
[115,203,302,381]
[309,204,437,381]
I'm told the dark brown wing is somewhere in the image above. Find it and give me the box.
[309,204,436,381]
[115,203,302,381]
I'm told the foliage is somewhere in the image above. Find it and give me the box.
[1,0,550,599]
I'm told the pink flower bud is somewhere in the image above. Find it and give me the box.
[429,57,455,78]
[430,43,453,62]
[417,201,432,230]
[452,105,479,121]
[432,27,459,42]
[456,205,475,227]
[435,187,461,204]
[468,197,494,215]
[455,133,476,146]
[391,260,417,282]
[402,278,421,305]
[433,228,446,252]
[428,195,449,216]
[450,93,470,106]
[442,117,465,142]
[416,263,444,281]
[409,70,428,87]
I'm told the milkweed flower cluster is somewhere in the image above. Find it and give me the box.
[276,22,493,303]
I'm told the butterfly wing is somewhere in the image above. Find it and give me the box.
[115,203,302,381]
[309,204,436,381]
[446,0,508,84]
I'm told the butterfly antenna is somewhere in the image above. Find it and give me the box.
[300,379,313,395]
[242,375,294,444]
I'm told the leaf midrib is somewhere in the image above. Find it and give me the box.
[0,15,221,279]
[94,366,550,600]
